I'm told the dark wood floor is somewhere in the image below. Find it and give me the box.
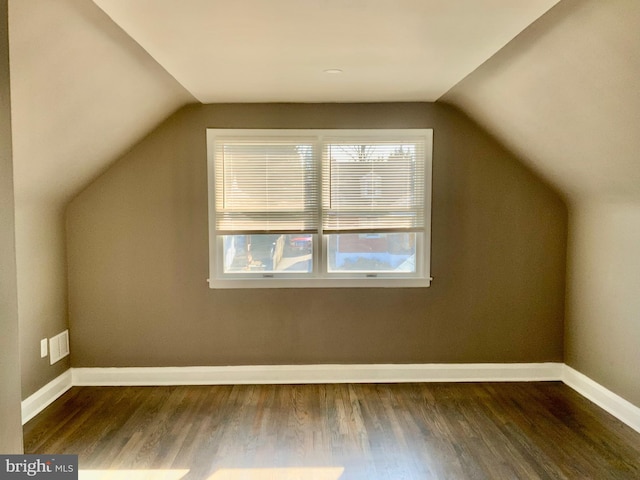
[24,382,640,480]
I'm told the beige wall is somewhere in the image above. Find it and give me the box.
[8,0,195,205]
[0,0,23,453]
[442,0,640,407]
[15,204,71,397]
[8,0,193,398]
[566,203,640,406]
[67,103,566,368]
[443,0,640,204]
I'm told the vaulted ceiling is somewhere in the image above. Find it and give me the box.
[9,0,193,205]
[444,0,640,204]
[8,0,638,207]
[92,0,559,103]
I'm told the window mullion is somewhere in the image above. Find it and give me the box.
[316,135,325,278]
[207,128,432,288]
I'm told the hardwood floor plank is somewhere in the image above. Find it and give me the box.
[23,382,640,479]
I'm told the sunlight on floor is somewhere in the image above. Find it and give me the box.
[79,469,190,480]
[207,467,345,480]
[78,467,344,480]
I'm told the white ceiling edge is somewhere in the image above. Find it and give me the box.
[443,0,640,206]
[9,0,194,207]
[92,0,560,103]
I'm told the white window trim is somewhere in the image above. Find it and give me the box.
[206,129,433,288]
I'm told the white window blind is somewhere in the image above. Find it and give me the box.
[207,128,433,288]
[322,137,426,232]
[213,137,318,233]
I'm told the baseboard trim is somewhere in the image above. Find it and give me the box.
[72,362,564,386]
[21,370,73,425]
[562,365,640,434]
[24,364,640,435]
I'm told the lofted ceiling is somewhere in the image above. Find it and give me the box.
[8,0,193,205]
[443,0,640,204]
[9,0,636,208]
[92,0,560,103]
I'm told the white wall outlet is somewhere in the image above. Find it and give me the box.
[49,329,70,365]
[40,338,48,358]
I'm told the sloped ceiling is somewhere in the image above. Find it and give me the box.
[9,0,194,205]
[10,0,636,207]
[92,0,559,103]
[8,0,564,207]
[443,0,640,204]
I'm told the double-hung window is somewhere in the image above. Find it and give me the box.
[207,129,432,288]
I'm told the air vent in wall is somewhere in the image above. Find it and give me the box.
[49,329,70,365]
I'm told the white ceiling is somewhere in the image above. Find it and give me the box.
[9,0,193,205]
[444,0,640,204]
[92,0,560,103]
[12,0,636,209]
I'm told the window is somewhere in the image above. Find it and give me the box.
[207,129,432,288]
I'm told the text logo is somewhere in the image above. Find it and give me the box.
[0,455,77,479]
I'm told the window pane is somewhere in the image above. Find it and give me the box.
[222,234,313,273]
[322,138,425,232]
[215,138,318,232]
[327,233,418,273]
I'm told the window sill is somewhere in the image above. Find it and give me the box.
[207,276,433,289]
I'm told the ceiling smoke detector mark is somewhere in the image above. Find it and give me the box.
[323,68,343,74]
[49,329,70,365]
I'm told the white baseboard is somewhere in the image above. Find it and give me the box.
[562,365,640,434]
[23,364,640,436]
[21,369,73,425]
[72,362,564,386]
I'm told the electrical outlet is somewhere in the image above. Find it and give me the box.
[49,330,70,365]
[40,338,48,358]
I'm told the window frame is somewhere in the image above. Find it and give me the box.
[206,129,433,289]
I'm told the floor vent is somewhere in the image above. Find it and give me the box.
[49,330,70,365]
